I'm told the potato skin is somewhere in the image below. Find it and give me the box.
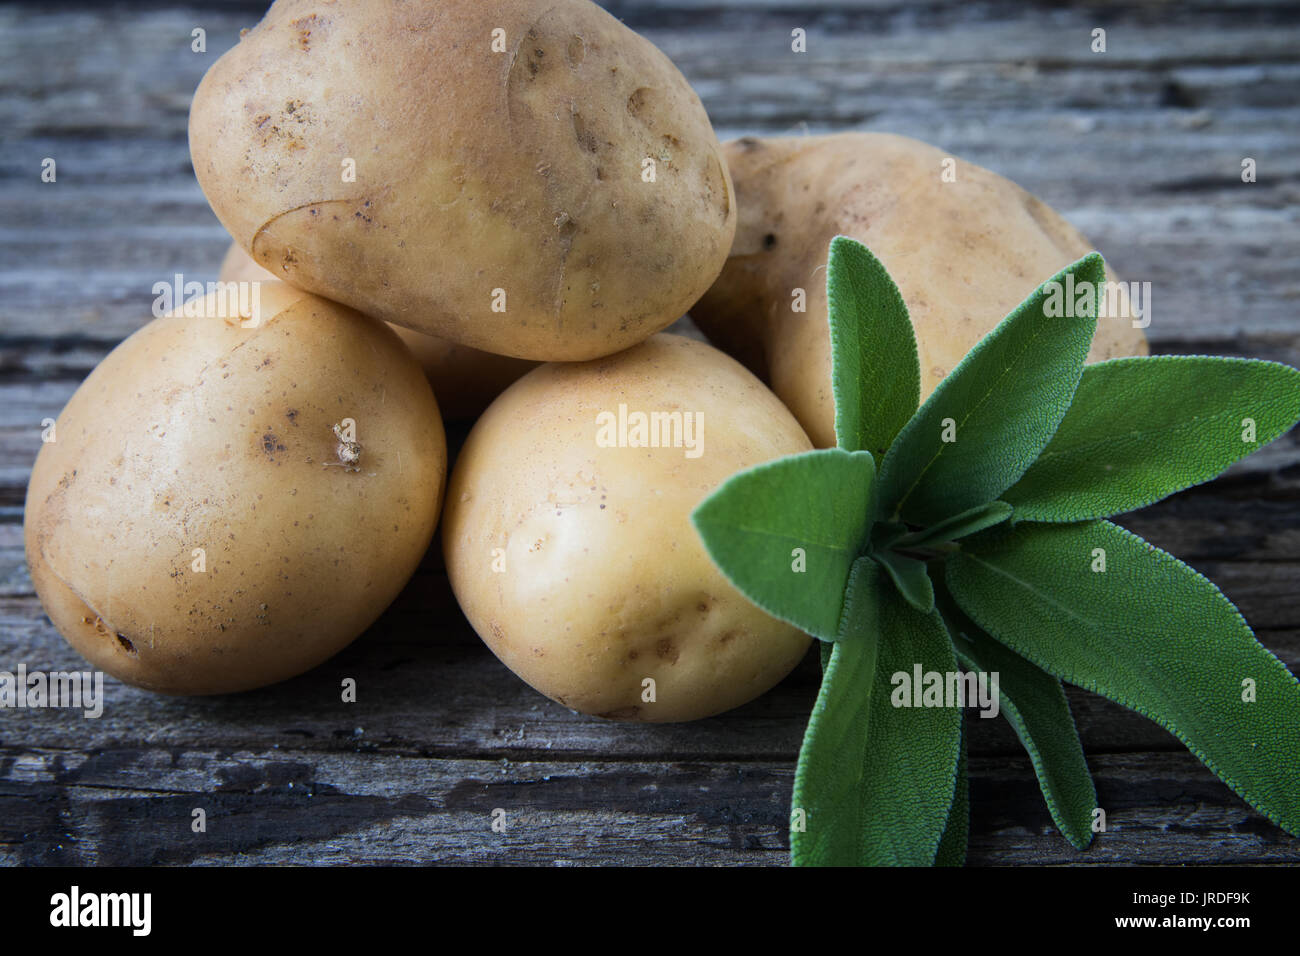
[442,334,812,722]
[191,0,736,361]
[24,282,446,695]
[219,242,535,420]
[692,133,1151,448]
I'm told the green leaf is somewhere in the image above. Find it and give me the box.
[874,254,1104,526]
[792,559,882,866]
[827,236,921,457]
[870,520,910,551]
[874,549,935,613]
[933,710,969,866]
[1004,356,1300,521]
[692,448,875,641]
[792,558,962,865]
[946,519,1300,837]
[893,500,1014,550]
[936,584,1096,850]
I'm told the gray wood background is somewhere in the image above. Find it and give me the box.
[1,0,1298,865]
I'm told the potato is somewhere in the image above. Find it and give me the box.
[219,242,535,420]
[190,0,736,361]
[692,133,1150,448]
[390,331,538,423]
[24,282,446,694]
[442,334,812,722]
[217,241,278,286]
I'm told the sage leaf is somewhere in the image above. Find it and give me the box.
[792,558,962,865]
[870,520,911,551]
[946,519,1300,837]
[792,558,882,866]
[933,710,969,866]
[894,500,1013,550]
[937,584,1096,850]
[874,549,935,613]
[875,254,1104,526]
[828,236,921,457]
[692,449,875,640]
[1004,356,1300,521]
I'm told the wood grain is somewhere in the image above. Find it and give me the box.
[1,0,1298,865]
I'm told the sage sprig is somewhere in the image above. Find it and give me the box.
[691,236,1300,865]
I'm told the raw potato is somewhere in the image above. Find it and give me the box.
[443,334,812,722]
[191,0,736,361]
[692,133,1151,448]
[219,243,535,420]
[24,282,446,695]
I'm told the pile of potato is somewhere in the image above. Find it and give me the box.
[24,0,1145,717]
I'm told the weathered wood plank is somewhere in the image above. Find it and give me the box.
[2,747,1295,865]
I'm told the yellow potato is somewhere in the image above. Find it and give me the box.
[191,0,736,361]
[217,241,278,286]
[219,242,535,420]
[692,133,1150,448]
[24,282,446,694]
[442,334,812,722]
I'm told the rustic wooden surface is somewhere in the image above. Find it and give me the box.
[2,0,1299,865]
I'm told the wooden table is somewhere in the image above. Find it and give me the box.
[2,0,1298,865]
